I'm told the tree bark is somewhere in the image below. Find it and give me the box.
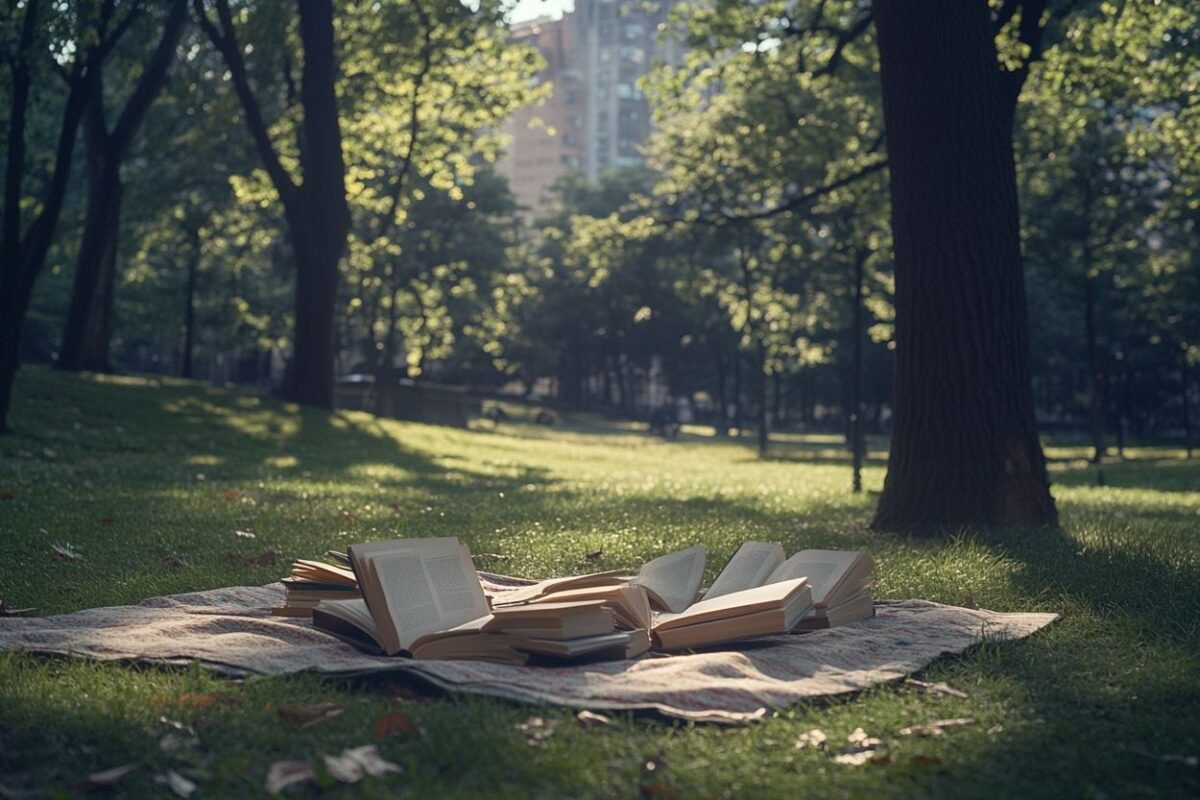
[755,340,769,456]
[871,0,1057,530]
[1182,351,1193,459]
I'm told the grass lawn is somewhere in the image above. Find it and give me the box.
[1,367,1198,798]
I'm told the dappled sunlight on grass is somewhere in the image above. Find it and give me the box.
[2,368,1197,798]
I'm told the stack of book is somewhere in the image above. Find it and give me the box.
[300,537,876,661]
[310,537,651,664]
[271,553,360,617]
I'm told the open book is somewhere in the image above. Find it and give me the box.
[652,578,813,650]
[703,543,875,628]
[311,537,643,662]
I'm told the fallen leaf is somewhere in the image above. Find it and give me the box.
[0,491,13,500]
[153,770,196,798]
[385,684,431,703]
[832,728,888,766]
[0,599,35,617]
[585,549,603,561]
[100,516,117,526]
[638,755,675,799]
[265,760,314,795]
[160,554,189,571]
[372,712,423,739]
[74,763,137,792]
[912,754,945,767]
[278,702,343,730]
[902,678,969,699]
[235,529,256,539]
[340,510,360,523]
[173,692,237,710]
[898,717,976,737]
[516,715,558,745]
[389,504,404,514]
[159,732,199,753]
[576,710,613,728]
[322,745,401,784]
[794,729,828,749]
[51,542,82,562]
[224,489,242,502]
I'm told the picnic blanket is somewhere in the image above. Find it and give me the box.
[0,582,1057,724]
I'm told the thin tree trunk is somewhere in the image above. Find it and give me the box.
[712,342,728,435]
[756,341,769,456]
[851,248,866,493]
[871,0,1057,530]
[1182,351,1193,459]
[1084,268,1106,463]
[731,346,742,434]
[180,227,199,379]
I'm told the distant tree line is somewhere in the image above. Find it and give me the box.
[2,0,1196,530]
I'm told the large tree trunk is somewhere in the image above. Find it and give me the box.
[277,0,350,408]
[871,0,1057,530]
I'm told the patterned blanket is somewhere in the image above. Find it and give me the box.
[0,583,1057,723]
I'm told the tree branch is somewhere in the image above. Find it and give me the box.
[193,0,297,204]
[720,152,887,223]
[109,0,188,157]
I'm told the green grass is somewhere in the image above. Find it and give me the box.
[1,366,1197,798]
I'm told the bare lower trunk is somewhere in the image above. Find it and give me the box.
[180,229,199,379]
[1084,273,1106,462]
[871,0,1057,530]
[851,249,866,493]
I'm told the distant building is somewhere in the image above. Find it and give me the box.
[498,1,684,222]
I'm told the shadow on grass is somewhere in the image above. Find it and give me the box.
[1050,456,1200,493]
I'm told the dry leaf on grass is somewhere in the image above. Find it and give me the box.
[322,745,401,784]
[576,710,613,728]
[51,542,81,562]
[234,529,256,539]
[912,754,945,767]
[0,599,35,617]
[224,489,242,502]
[902,678,969,699]
[0,491,13,500]
[794,729,828,749]
[372,712,423,739]
[517,716,559,745]
[99,516,116,526]
[153,770,196,798]
[74,763,137,792]
[277,702,343,730]
[638,755,676,799]
[897,717,976,737]
[832,728,889,766]
[265,760,314,795]
[160,555,189,571]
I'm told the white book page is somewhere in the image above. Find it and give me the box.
[704,541,786,600]
[633,545,706,613]
[373,545,489,650]
[765,550,859,606]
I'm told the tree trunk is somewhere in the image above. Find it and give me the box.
[180,227,199,379]
[731,346,742,434]
[871,0,1057,530]
[755,341,769,456]
[712,342,728,435]
[59,119,122,372]
[1182,351,1193,459]
[851,249,866,493]
[1084,272,1106,462]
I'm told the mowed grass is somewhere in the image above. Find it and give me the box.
[1,367,1197,799]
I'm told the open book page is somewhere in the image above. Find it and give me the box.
[371,544,490,654]
[703,541,786,600]
[633,545,706,613]
[765,550,870,607]
[654,578,810,632]
[349,537,465,628]
[488,570,627,606]
[311,598,382,652]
